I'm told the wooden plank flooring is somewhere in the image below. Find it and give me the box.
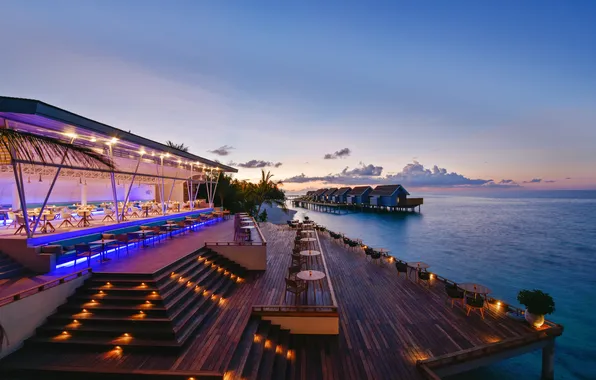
[0,223,540,379]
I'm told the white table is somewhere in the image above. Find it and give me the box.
[297,270,326,303]
[300,250,321,267]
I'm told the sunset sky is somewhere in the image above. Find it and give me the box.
[2,1,595,192]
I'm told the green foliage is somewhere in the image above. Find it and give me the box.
[517,289,555,315]
[195,169,287,217]
[257,209,268,222]
[165,140,189,152]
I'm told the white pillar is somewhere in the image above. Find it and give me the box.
[11,182,20,210]
[81,182,88,206]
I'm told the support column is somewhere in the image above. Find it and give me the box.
[541,339,555,380]
[81,182,88,206]
[11,182,20,210]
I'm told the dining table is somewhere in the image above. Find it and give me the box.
[297,270,326,303]
[77,210,92,227]
[300,250,321,268]
[129,230,155,247]
[459,283,492,307]
[89,239,117,263]
[407,261,430,281]
[162,223,179,239]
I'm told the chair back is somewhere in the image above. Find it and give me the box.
[288,265,301,276]
[104,209,114,216]
[116,234,129,243]
[445,284,464,298]
[285,278,298,289]
[418,271,431,281]
[140,226,150,230]
[60,210,71,219]
[102,233,115,239]
[466,296,485,308]
[395,261,408,273]
[16,214,27,225]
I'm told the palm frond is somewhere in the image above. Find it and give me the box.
[0,129,113,169]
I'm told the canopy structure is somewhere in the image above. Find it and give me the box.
[0,96,237,237]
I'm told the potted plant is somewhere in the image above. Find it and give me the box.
[517,289,555,328]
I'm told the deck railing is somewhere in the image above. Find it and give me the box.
[0,268,92,307]
[205,241,266,247]
[417,323,563,378]
[252,304,338,316]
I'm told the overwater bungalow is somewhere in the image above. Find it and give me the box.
[346,185,372,204]
[322,188,338,202]
[332,187,351,203]
[312,188,327,202]
[369,184,409,207]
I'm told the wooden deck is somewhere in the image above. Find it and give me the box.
[0,224,558,379]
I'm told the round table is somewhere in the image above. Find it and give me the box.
[407,261,430,281]
[300,250,321,267]
[300,238,316,242]
[459,283,492,295]
[297,270,326,303]
[301,230,315,234]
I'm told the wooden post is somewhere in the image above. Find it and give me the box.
[541,339,555,380]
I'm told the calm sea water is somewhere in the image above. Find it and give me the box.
[288,191,596,380]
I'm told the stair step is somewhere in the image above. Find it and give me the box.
[271,329,290,380]
[241,321,271,380]
[37,323,175,339]
[47,313,171,326]
[27,335,181,352]
[226,317,262,380]
[0,268,22,280]
[255,324,280,380]
[0,262,21,272]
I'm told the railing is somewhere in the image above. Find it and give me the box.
[314,226,339,307]
[205,241,266,247]
[252,305,338,316]
[417,324,563,377]
[0,268,92,307]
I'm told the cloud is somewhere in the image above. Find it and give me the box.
[341,163,383,176]
[323,148,351,159]
[545,180,556,183]
[523,178,542,183]
[230,159,283,168]
[209,145,234,156]
[284,161,515,188]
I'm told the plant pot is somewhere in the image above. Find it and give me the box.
[524,309,545,328]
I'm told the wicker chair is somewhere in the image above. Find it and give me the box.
[418,271,432,288]
[395,261,408,278]
[466,296,485,319]
[445,283,465,308]
[288,265,302,280]
[284,278,307,304]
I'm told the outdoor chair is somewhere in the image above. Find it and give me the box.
[40,213,56,233]
[395,261,408,278]
[284,278,307,304]
[14,214,32,235]
[291,253,307,267]
[74,243,99,268]
[115,234,133,255]
[151,226,167,244]
[445,283,465,308]
[288,265,302,280]
[364,247,373,261]
[370,251,382,265]
[102,208,115,222]
[418,271,432,288]
[465,296,485,319]
[126,232,143,248]
[6,211,17,229]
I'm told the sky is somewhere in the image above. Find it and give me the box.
[1,0,595,192]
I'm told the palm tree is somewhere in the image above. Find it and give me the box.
[0,129,114,169]
[166,140,190,152]
[251,169,287,218]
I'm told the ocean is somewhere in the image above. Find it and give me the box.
[287,191,596,380]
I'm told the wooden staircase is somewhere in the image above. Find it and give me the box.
[226,317,292,380]
[27,248,247,352]
[0,252,24,279]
